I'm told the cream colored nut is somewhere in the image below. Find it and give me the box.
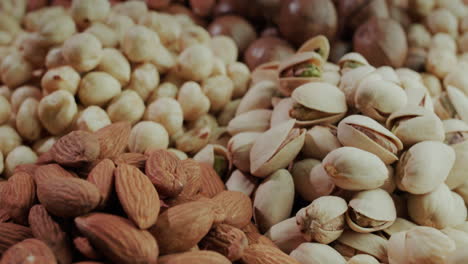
[211,36,238,66]
[38,15,76,45]
[434,86,468,123]
[187,113,218,132]
[302,125,341,160]
[128,121,169,153]
[0,151,3,174]
[264,217,306,254]
[19,33,50,67]
[10,85,41,113]
[139,12,181,47]
[107,90,145,124]
[105,12,135,42]
[381,165,396,193]
[0,125,22,156]
[383,218,418,237]
[0,95,11,125]
[179,25,211,51]
[444,63,468,96]
[431,33,457,53]
[0,0,26,21]
[0,31,12,45]
[63,33,103,72]
[78,71,121,107]
[38,90,78,135]
[407,24,431,48]
[0,11,21,35]
[210,57,226,77]
[227,110,272,136]
[228,62,250,99]
[323,147,388,191]
[338,53,369,74]
[127,63,160,101]
[167,148,188,160]
[85,22,118,48]
[426,8,458,37]
[421,73,442,97]
[45,47,67,69]
[218,99,241,127]
[335,231,388,261]
[71,0,110,29]
[112,0,148,23]
[122,25,159,63]
[177,81,211,121]
[295,160,335,201]
[148,82,178,103]
[253,169,295,233]
[225,169,258,197]
[32,136,57,155]
[296,196,347,244]
[41,66,80,95]
[163,69,185,87]
[396,141,455,194]
[76,106,111,132]
[176,44,214,81]
[0,52,33,88]
[193,144,232,177]
[445,144,468,190]
[227,132,261,173]
[442,227,468,263]
[4,145,37,177]
[375,66,400,85]
[144,98,183,136]
[347,254,379,264]
[290,243,346,264]
[23,6,66,32]
[149,42,175,74]
[425,48,457,79]
[0,86,11,100]
[339,65,377,107]
[236,80,276,116]
[16,98,42,141]
[451,192,468,227]
[174,126,211,154]
[459,32,468,53]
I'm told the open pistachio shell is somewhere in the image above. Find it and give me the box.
[227,109,272,136]
[446,141,468,190]
[396,141,455,194]
[346,189,397,233]
[265,217,306,254]
[290,82,347,126]
[386,105,445,146]
[335,230,388,262]
[451,192,468,227]
[251,61,279,87]
[404,85,434,111]
[381,166,396,193]
[339,65,378,107]
[236,80,276,116]
[225,170,258,197]
[278,52,324,96]
[323,62,339,72]
[302,125,341,160]
[322,70,340,86]
[296,196,347,244]
[297,35,330,61]
[447,86,468,123]
[396,68,422,85]
[338,52,369,74]
[250,119,306,178]
[383,218,418,237]
[270,98,294,128]
[193,144,232,179]
[375,66,401,85]
[227,132,261,173]
[290,243,347,264]
[337,115,403,164]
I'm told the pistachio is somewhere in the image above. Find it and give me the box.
[339,65,378,107]
[334,230,388,261]
[347,254,380,264]
[265,217,306,254]
[227,109,272,136]
[193,144,232,179]
[290,243,346,264]
[444,64,468,96]
[236,81,276,116]
[291,159,334,202]
[434,86,468,123]
[383,218,418,237]
[225,170,258,197]
[301,125,341,160]
[338,52,369,74]
[297,35,331,61]
[443,119,468,189]
[227,132,261,173]
[426,48,457,79]
[251,61,279,86]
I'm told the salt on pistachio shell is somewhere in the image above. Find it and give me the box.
[338,52,369,74]
[388,226,456,264]
[289,82,347,126]
[236,80,276,116]
[227,132,261,173]
[322,147,388,191]
[347,254,380,264]
[251,61,279,87]
[354,79,407,122]
[395,141,455,195]
[297,35,330,61]
[434,86,468,123]
[339,65,378,107]
[337,115,403,165]
[387,105,445,146]
[278,52,324,96]
[335,230,388,262]
[290,243,347,264]
[383,218,418,237]
[225,170,258,197]
[296,196,347,244]
[265,217,307,254]
[346,189,397,233]
[227,109,272,136]
[250,119,306,178]
[253,169,295,233]
[193,144,232,179]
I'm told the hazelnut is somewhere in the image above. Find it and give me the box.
[10,85,41,113]
[85,22,118,48]
[127,63,160,101]
[122,25,160,63]
[4,145,37,178]
[0,125,22,156]
[176,44,214,81]
[0,95,11,125]
[202,75,234,113]
[71,0,110,29]
[16,98,42,141]
[144,98,184,135]
[128,121,169,153]
[106,90,145,124]
[112,0,148,23]
[62,32,103,72]
[45,47,67,69]
[0,52,33,88]
[38,90,78,135]
[38,14,76,45]
[211,35,238,66]
[177,81,211,121]
[75,105,111,132]
[96,48,131,86]
[41,66,80,95]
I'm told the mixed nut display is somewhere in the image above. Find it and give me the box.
[1,0,468,263]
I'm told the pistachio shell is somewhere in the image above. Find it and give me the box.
[236,80,276,116]
[270,98,294,128]
[451,192,467,227]
[338,52,369,74]
[297,35,330,61]
[225,170,258,197]
[251,61,279,87]
[250,119,306,178]
[227,109,272,136]
[339,65,378,107]
[227,132,261,173]
[447,86,468,123]
[336,231,388,262]
[347,254,380,264]
[443,119,468,134]
[265,217,306,254]
[290,243,347,264]
[375,66,401,85]
[337,115,403,165]
[381,165,396,193]
[193,144,232,178]
[395,141,455,194]
[384,218,418,237]
[322,70,340,86]
[291,159,332,202]
[346,189,397,233]
[302,125,341,160]
[405,85,434,111]
[253,169,295,233]
[446,141,468,189]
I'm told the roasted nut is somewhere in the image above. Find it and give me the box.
[127,63,160,101]
[139,12,181,48]
[0,95,11,125]
[128,121,169,153]
[177,81,211,121]
[106,90,145,125]
[4,145,37,177]
[122,25,159,63]
[75,106,111,133]
[38,90,78,135]
[78,71,121,107]
[70,0,110,29]
[85,22,118,48]
[202,75,234,113]
[62,32,103,72]
[144,98,183,136]
[176,44,214,81]
[96,48,131,86]
[0,52,33,88]
[0,125,22,156]
[41,66,80,95]
[16,98,42,141]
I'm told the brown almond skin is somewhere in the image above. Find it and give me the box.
[149,201,215,255]
[178,158,203,198]
[212,191,253,228]
[34,164,75,183]
[28,205,73,264]
[87,159,115,209]
[112,152,147,170]
[37,177,101,218]
[51,130,100,167]
[1,171,35,225]
[241,244,301,264]
[13,163,39,177]
[199,224,248,261]
[0,222,33,254]
[75,213,159,264]
[199,163,225,198]
[244,232,278,248]
[37,151,55,165]
[95,122,131,159]
[159,250,231,264]
[115,164,160,229]
[73,237,102,260]
[1,238,57,264]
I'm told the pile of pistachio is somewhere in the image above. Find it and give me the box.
[0,0,249,177]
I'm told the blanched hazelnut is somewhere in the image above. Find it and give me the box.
[19,33,50,67]
[78,71,122,106]
[71,0,110,29]
[45,47,67,69]
[38,15,76,45]
[211,35,238,66]
[16,98,42,141]
[106,90,145,124]
[407,24,431,48]
[105,12,135,42]
[0,95,11,125]
[41,66,80,95]
[75,105,111,132]
[179,25,212,51]
[128,121,169,153]
[32,136,57,155]
[426,8,458,37]
[10,85,41,113]
[127,63,160,101]
[148,82,178,103]
[139,12,181,48]
[144,98,183,135]
[4,145,37,178]
[228,62,251,99]
[178,81,211,121]
[122,25,160,63]
[426,48,457,79]
[96,48,131,86]
[38,90,78,135]
[0,125,22,156]
[211,57,227,76]
[85,22,118,48]
[431,33,457,53]
[62,33,103,72]
[176,44,214,81]
[208,15,257,52]
[0,52,33,88]
[202,75,234,113]
[0,11,21,35]
[112,0,148,23]
[24,6,66,32]
[0,86,11,100]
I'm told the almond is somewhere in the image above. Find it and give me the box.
[34,164,75,183]
[73,262,105,264]
[178,158,203,198]
[240,244,300,264]
[1,171,35,225]
[145,149,187,198]
[199,224,249,261]
[159,250,231,264]
[87,159,115,208]
[112,152,147,170]
[244,232,278,248]
[212,191,253,228]
[73,236,102,260]
[13,163,39,177]
[94,122,131,159]
[0,222,33,254]
[199,163,225,198]
[149,201,215,255]
[115,164,160,229]
[50,131,100,167]
[0,209,9,223]
[28,205,73,264]
[37,150,55,165]
[1,238,57,264]
[37,176,101,218]
[75,213,159,264]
